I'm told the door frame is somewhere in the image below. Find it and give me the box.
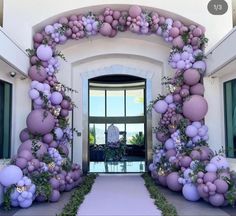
[74,65,154,173]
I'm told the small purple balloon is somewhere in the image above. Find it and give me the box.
[154,100,168,114]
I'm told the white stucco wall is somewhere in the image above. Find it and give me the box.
[3,0,233,51]
[56,35,171,165]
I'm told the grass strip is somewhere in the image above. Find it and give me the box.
[142,173,178,216]
[59,173,97,216]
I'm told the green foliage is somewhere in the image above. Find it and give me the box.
[25,48,36,57]
[30,172,52,200]
[31,139,41,157]
[104,143,126,161]
[129,133,144,146]
[3,185,15,210]
[54,50,67,61]
[42,153,54,164]
[181,31,189,44]
[62,157,72,172]
[142,173,178,216]
[89,124,96,145]
[89,133,95,145]
[59,174,97,216]
[224,172,236,207]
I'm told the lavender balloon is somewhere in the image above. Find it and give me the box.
[36,44,53,61]
[50,92,63,105]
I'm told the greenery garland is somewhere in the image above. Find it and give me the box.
[142,173,178,216]
[3,185,15,210]
[59,173,97,216]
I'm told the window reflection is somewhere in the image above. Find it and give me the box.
[107,90,124,116]
[126,124,144,145]
[224,79,236,158]
[89,89,105,117]
[89,124,105,145]
[126,89,144,116]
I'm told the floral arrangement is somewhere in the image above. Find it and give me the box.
[104,141,126,161]
[0,5,234,209]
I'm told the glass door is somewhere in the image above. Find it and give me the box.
[0,80,12,159]
[88,76,146,172]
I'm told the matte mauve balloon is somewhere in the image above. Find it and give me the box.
[183,95,208,121]
[28,65,47,82]
[183,69,200,86]
[128,5,142,18]
[26,109,55,135]
[166,172,182,192]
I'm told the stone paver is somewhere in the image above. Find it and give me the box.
[158,186,233,216]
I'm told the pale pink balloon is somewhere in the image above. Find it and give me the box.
[182,95,208,121]
[183,69,201,86]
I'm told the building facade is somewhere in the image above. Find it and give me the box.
[0,0,235,173]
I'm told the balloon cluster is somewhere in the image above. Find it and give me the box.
[44,23,67,44]
[29,81,51,109]
[48,148,63,167]
[81,13,99,36]
[185,121,209,145]
[1,5,235,209]
[10,176,36,208]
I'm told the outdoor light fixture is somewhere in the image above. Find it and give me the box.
[9,71,16,77]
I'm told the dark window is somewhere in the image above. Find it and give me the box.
[0,80,12,159]
[224,79,236,158]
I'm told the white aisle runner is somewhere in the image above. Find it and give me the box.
[77,174,162,216]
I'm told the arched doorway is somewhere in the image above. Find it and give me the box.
[88,75,146,172]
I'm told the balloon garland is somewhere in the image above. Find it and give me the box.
[0,5,235,209]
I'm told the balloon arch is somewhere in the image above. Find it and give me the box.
[0,5,235,209]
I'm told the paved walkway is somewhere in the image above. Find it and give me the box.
[77,174,162,216]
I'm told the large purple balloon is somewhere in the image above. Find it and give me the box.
[193,61,206,73]
[15,157,28,169]
[182,183,200,201]
[209,193,225,206]
[210,155,229,169]
[0,165,23,187]
[183,95,208,121]
[26,109,55,135]
[28,65,47,82]
[190,83,205,96]
[50,92,63,105]
[166,172,182,191]
[183,69,200,86]
[214,179,228,194]
[18,150,34,161]
[17,140,47,159]
[36,44,53,61]
[158,175,168,186]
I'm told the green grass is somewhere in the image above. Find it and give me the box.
[59,173,97,216]
[142,173,178,216]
